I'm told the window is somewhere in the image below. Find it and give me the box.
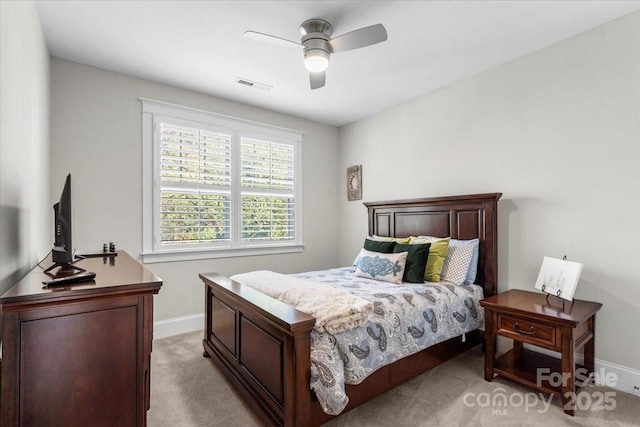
[141,99,303,262]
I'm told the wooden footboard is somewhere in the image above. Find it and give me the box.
[200,273,315,427]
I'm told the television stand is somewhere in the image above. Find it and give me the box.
[1,251,162,426]
[43,261,86,275]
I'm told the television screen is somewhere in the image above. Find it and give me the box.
[52,173,73,265]
[44,173,86,274]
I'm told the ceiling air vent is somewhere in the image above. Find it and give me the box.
[236,77,272,91]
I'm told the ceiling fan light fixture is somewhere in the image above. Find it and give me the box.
[246,18,387,89]
[304,49,330,72]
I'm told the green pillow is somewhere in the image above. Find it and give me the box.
[394,243,431,283]
[371,235,411,244]
[363,238,396,253]
[410,236,451,282]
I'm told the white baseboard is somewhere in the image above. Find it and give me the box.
[153,313,204,339]
[595,358,640,397]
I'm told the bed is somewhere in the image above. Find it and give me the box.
[200,192,501,426]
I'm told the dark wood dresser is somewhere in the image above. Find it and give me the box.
[1,251,162,426]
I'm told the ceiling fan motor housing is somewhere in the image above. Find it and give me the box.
[300,19,333,56]
[300,19,333,37]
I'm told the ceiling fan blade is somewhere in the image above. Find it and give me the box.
[310,71,325,90]
[329,24,387,53]
[244,31,302,48]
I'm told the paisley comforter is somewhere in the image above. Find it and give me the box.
[291,266,485,415]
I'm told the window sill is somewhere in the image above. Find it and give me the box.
[141,244,304,264]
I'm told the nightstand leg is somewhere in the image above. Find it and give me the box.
[584,315,596,385]
[561,327,576,416]
[513,340,523,359]
[484,311,496,381]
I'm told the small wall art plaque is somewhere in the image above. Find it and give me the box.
[346,165,362,201]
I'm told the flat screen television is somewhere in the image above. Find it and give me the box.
[44,174,84,274]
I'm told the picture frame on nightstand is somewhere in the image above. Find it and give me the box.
[534,256,583,301]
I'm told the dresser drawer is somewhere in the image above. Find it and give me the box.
[497,315,556,348]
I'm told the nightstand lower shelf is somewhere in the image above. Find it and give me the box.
[494,348,590,396]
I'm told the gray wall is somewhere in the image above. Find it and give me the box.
[0,2,50,302]
[50,59,340,322]
[338,12,640,370]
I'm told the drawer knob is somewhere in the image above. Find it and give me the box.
[513,322,536,335]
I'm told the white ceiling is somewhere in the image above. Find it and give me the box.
[35,1,640,127]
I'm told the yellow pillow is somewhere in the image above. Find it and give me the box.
[371,235,411,244]
[409,236,451,282]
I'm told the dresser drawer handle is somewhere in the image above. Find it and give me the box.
[513,322,536,335]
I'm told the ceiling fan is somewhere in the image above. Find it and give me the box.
[244,19,388,90]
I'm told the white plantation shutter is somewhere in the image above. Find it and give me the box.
[240,136,295,242]
[141,98,303,261]
[159,122,232,246]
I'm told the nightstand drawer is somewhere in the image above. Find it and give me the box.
[497,315,556,347]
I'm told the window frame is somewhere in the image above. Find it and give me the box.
[141,98,304,263]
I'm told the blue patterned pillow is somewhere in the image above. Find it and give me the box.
[354,248,408,284]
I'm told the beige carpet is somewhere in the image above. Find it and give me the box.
[149,331,640,426]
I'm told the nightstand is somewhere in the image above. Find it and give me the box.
[480,289,602,415]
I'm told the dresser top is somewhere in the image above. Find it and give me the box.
[1,251,162,306]
[480,289,602,326]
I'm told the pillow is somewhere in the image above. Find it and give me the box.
[370,235,411,245]
[354,249,407,284]
[450,238,480,284]
[353,238,397,266]
[363,238,396,253]
[409,236,450,282]
[393,243,431,283]
[440,242,475,285]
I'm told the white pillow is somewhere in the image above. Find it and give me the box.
[354,248,407,284]
[440,243,475,285]
[450,238,480,284]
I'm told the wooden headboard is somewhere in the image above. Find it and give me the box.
[364,193,502,297]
